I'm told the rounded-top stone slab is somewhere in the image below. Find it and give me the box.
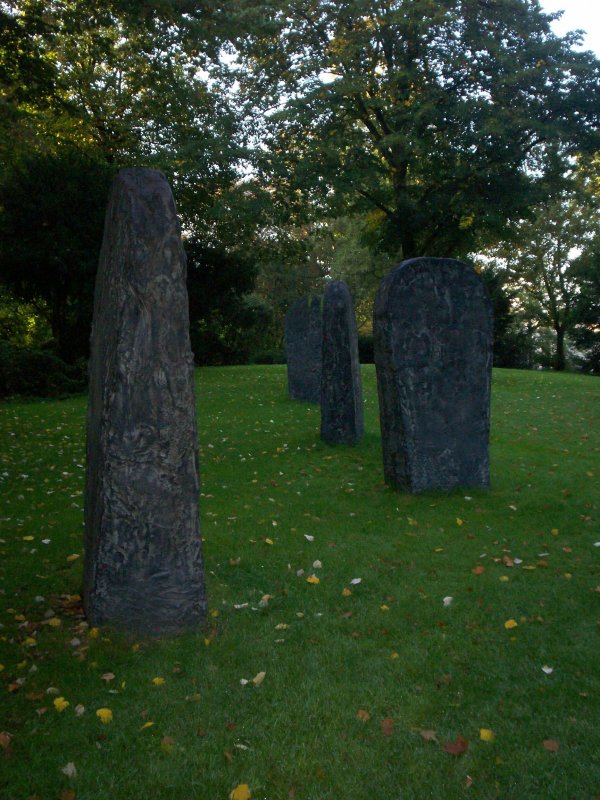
[374,257,493,492]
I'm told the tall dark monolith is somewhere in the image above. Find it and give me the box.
[284,295,323,403]
[84,168,206,633]
[374,257,493,493]
[320,280,364,445]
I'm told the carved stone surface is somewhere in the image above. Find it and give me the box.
[284,295,323,403]
[374,257,493,493]
[84,168,206,633]
[320,280,364,445]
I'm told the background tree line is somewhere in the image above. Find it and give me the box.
[0,0,599,396]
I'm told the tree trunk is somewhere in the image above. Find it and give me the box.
[554,326,566,371]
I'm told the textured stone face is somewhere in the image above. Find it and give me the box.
[374,257,493,493]
[320,280,364,445]
[284,295,323,403]
[84,168,206,633]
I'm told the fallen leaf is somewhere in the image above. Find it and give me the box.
[381,718,394,736]
[47,617,61,628]
[543,739,559,752]
[480,728,495,742]
[342,588,352,597]
[442,735,469,756]
[504,619,518,630]
[264,538,274,545]
[229,785,251,800]
[304,535,314,542]
[152,677,165,686]
[419,729,438,742]
[456,518,464,526]
[0,732,12,749]
[74,704,85,717]
[60,791,76,800]
[350,578,362,585]
[54,697,69,712]
[305,575,320,585]
[161,736,175,753]
[95,708,113,724]
[251,671,266,687]
[356,709,370,722]
[443,596,453,607]
[61,762,77,778]
[312,560,322,569]
[542,665,554,675]
[472,565,485,575]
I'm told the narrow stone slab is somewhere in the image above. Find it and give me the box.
[84,168,206,633]
[320,280,364,445]
[284,295,323,402]
[374,257,493,492]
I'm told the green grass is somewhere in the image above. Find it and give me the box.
[0,365,598,800]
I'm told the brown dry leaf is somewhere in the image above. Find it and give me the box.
[251,671,266,687]
[419,729,438,742]
[160,736,175,753]
[223,748,234,763]
[381,718,394,736]
[356,709,370,722]
[60,791,76,800]
[502,555,514,567]
[543,739,559,753]
[0,731,12,749]
[471,565,485,575]
[442,735,469,756]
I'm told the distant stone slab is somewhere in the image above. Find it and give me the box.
[320,280,364,445]
[84,168,206,633]
[284,295,323,402]
[374,257,493,492]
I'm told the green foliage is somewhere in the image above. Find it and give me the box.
[0,148,114,362]
[484,159,600,371]
[229,0,600,259]
[0,340,86,398]
[0,366,599,798]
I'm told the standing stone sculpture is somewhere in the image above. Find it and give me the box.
[84,168,206,633]
[284,295,323,403]
[374,257,493,493]
[320,280,364,445]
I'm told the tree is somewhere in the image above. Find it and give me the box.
[0,149,114,362]
[485,164,599,371]
[228,0,600,259]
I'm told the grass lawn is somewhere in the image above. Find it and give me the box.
[0,365,598,800]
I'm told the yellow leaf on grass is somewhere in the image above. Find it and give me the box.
[66,554,80,562]
[152,676,165,686]
[141,721,155,730]
[251,671,266,687]
[54,697,69,712]
[96,708,113,724]
[500,576,509,582]
[306,575,320,585]
[380,604,390,611]
[356,709,370,721]
[230,784,251,800]
[264,538,274,545]
[47,617,61,628]
[456,518,464,526]
[22,536,34,541]
[23,637,36,647]
[342,588,352,597]
[504,619,518,630]
[88,627,100,638]
[480,728,495,742]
